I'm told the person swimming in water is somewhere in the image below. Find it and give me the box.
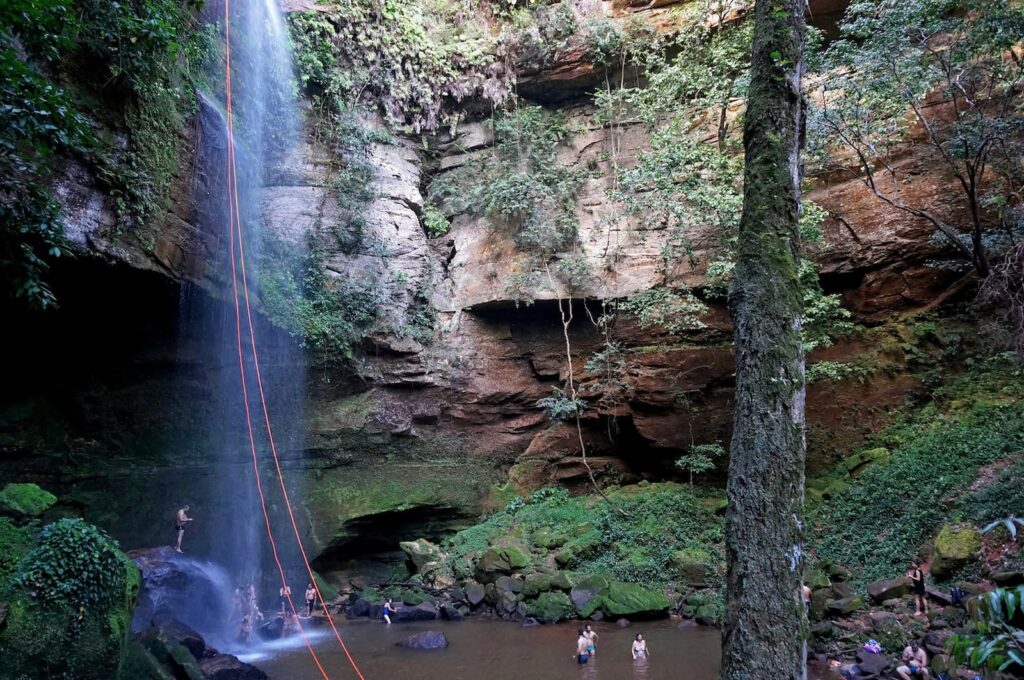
[584,624,599,657]
[631,633,649,660]
[574,628,590,664]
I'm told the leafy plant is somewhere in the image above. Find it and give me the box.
[675,443,725,485]
[621,286,709,334]
[947,585,1024,673]
[537,387,586,422]
[15,519,127,614]
[422,204,450,238]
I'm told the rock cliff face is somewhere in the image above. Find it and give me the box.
[0,0,975,585]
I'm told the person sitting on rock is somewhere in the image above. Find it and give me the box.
[382,598,397,625]
[907,561,929,617]
[896,639,930,680]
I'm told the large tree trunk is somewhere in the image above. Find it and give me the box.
[721,0,808,677]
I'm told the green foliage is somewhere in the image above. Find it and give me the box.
[445,483,724,592]
[947,585,1024,673]
[257,234,383,362]
[811,356,1024,584]
[675,443,725,485]
[287,3,512,133]
[963,460,1024,530]
[15,518,128,615]
[0,0,207,307]
[536,387,586,423]
[432,106,583,256]
[0,517,32,586]
[620,286,709,334]
[422,203,450,238]
[805,360,872,384]
[810,0,1024,275]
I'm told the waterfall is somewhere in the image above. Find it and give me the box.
[166,0,312,644]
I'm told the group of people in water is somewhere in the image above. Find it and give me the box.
[231,581,320,644]
[573,624,649,665]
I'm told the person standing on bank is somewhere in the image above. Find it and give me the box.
[174,505,192,553]
[907,561,929,617]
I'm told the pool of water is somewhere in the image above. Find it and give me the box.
[247,618,835,680]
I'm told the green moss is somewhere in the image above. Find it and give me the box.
[0,516,32,585]
[0,482,57,518]
[525,590,574,624]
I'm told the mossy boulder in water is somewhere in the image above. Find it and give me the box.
[0,518,139,680]
[931,524,981,579]
[525,591,575,623]
[523,573,552,597]
[0,483,57,519]
[600,581,671,619]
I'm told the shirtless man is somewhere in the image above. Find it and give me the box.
[574,628,590,665]
[896,639,930,680]
[584,624,599,657]
[174,505,192,553]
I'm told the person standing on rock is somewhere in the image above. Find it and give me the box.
[383,598,397,624]
[896,639,930,680]
[174,505,192,553]
[584,624,599,657]
[907,561,929,617]
[305,583,317,617]
[631,633,649,660]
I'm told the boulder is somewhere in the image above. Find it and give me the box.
[601,582,671,619]
[198,654,268,680]
[497,591,519,616]
[523,573,552,597]
[0,483,57,519]
[869,611,897,631]
[398,631,448,650]
[669,547,713,585]
[571,574,609,618]
[992,571,1024,587]
[826,596,863,616]
[393,602,438,622]
[476,546,530,580]
[810,589,831,620]
[521,617,540,627]
[931,524,981,579]
[525,591,575,624]
[831,582,854,599]
[465,582,486,607]
[867,577,911,603]
[347,597,371,618]
[810,621,836,638]
[399,539,442,572]
[854,650,888,677]
[694,603,720,626]
[828,564,854,582]
[440,604,463,621]
[532,527,565,549]
[495,575,524,594]
[550,572,575,591]
[843,447,890,476]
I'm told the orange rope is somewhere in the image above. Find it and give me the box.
[222,0,368,677]
[223,2,331,678]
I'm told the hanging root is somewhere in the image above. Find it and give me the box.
[545,264,627,517]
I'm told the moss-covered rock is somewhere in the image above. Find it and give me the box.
[0,483,57,519]
[550,571,575,591]
[600,581,671,619]
[932,524,981,579]
[523,573,553,598]
[476,545,530,580]
[400,539,442,572]
[670,547,713,584]
[525,591,575,624]
[0,517,32,584]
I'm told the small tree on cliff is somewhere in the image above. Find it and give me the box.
[811,0,1024,279]
[722,0,808,677]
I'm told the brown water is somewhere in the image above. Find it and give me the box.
[246,618,835,680]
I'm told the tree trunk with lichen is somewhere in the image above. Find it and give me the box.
[721,0,808,677]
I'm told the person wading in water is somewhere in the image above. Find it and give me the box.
[174,505,192,553]
[574,628,590,665]
[584,624,599,657]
